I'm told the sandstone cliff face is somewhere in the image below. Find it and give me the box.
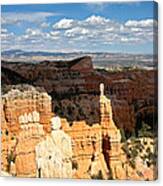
[2,86,52,134]
[1,86,53,176]
[15,111,45,177]
[62,119,109,179]
[1,100,14,172]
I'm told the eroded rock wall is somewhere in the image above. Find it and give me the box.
[2,87,52,134]
[15,111,45,177]
[1,87,53,175]
[62,119,109,179]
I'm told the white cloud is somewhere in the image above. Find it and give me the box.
[49,31,61,40]
[54,15,120,42]
[1,28,16,50]
[65,27,90,37]
[50,31,60,36]
[54,15,142,44]
[25,28,42,36]
[1,28,14,40]
[125,19,157,28]
[1,32,14,40]
[53,18,76,29]
[1,28,8,34]
[16,28,46,45]
[85,15,110,25]
[130,27,143,32]
[1,14,158,52]
[121,37,141,43]
[18,28,61,44]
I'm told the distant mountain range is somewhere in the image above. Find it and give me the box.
[1,49,74,57]
[1,49,156,69]
[1,49,153,57]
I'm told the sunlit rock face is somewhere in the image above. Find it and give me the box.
[1,86,53,175]
[51,116,61,130]
[61,119,109,179]
[35,129,72,178]
[15,111,45,177]
[2,86,52,134]
[99,83,124,179]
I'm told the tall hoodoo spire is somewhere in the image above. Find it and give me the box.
[100,83,113,130]
[99,83,122,179]
[99,82,121,138]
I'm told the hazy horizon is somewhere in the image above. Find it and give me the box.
[1,48,155,56]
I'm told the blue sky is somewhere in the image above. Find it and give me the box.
[1,1,158,54]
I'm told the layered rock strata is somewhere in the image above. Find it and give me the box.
[62,119,109,179]
[1,87,53,175]
[2,87,52,134]
[15,111,45,177]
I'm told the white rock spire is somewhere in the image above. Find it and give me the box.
[100,83,104,96]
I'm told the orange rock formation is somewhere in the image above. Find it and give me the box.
[1,87,53,176]
[1,84,156,180]
[62,119,109,179]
